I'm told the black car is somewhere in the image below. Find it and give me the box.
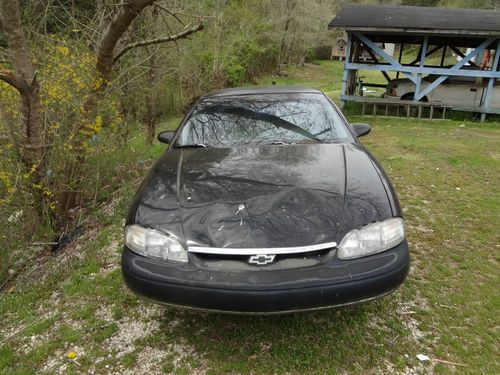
[121,86,409,314]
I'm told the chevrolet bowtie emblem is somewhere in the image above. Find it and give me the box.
[248,254,276,265]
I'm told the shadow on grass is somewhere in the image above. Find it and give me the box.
[153,296,409,373]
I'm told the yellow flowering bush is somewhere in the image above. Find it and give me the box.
[0,80,20,207]
[0,37,124,223]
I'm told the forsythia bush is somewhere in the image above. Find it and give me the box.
[0,38,123,225]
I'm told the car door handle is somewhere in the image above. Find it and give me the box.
[470,88,477,92]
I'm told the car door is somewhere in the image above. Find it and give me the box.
[441,76,481,107]
[468,77,484,107]
[487,79,500,109]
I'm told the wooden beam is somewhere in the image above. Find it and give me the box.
[412,43,423,66]
[396,43,403,79]
[353,32,417,83]
[340,32,352,108]
[416,36,497,100]
[408,44,443,66]
[440,45,447,67]
[414,36,429,101]
[363,47,391,82]
[449,46,479,68]
[344,63,500,78]
[480,38,500,121]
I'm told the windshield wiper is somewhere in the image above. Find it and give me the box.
[200,105,324,142]
[174,143,207,149]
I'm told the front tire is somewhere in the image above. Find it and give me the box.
[401,93,428,102]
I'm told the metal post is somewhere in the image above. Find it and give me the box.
[340,33,352,108]
[481,38,500,122]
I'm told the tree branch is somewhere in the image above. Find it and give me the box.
[96,0,157,82]
[0,69,27,94]
[113,23,203,64]
[154,3,185,26]
[0,0,44,174]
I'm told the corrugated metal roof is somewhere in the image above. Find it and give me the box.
[329,4,500,35]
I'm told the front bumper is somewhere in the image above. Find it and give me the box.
[121,241,410,314]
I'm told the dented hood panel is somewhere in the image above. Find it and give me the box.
[132,143,394,249]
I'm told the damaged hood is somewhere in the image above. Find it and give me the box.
[133,143,394,248]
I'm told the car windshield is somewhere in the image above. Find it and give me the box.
[175,93,352,147]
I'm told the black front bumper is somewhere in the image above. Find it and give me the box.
[121,241,410,314]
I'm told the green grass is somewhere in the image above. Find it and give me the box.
[257,59,395,101]
[0,60,499,374]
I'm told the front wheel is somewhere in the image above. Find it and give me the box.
[400,93,429,117]
[401,93,428,102]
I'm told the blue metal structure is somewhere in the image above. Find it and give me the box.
[329,4,500,120]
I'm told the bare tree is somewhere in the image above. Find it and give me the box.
[96,0,203,84]
[0,0,43,175]
[1,0,204,225]
[96,0,157,83]
[278,0,298,67]
[144,48,157,144]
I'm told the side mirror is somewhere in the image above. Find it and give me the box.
[351,123,371,137]
[157,131,175,144]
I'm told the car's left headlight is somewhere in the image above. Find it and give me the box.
[337,217,405,260]
[124,224,188,262]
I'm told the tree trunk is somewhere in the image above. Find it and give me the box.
[0,0,44,174]
[96,0,156,83]
[278,0,297,68]
[19,80,43,168]
[96,0,202,84]
[144,54,157,144]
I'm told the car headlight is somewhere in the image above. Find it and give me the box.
[337,218,405,260]
[124,224,188,262]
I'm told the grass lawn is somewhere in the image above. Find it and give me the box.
[0,61,499,374]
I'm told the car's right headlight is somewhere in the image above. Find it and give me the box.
[124,224,188,262]
[337,217,405,260]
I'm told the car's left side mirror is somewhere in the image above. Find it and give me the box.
[158,131,175,144]
[351,123,371,138]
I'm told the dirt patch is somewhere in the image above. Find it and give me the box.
[456,129,498,139]
[105,316,160,357]
[371,293,437,374]
[118,342,207,375]
[98,237,122,276]
[120,346,169,375]
[41,345,86,374]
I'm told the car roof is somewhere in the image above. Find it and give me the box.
[204,86,323,98]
